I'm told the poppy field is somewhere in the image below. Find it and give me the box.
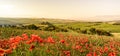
[0,31,119,56]
[1,0,120,56]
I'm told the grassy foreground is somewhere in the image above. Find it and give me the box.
[0,28,119,56]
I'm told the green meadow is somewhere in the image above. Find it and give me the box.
[0,18,120,56]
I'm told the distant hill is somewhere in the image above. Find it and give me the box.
[0,20,17,25]
[1,16,120,25]
[109,20,120,23]
[81,15,120,22]
[0,18,76,25]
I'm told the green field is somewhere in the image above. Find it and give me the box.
[0,18,120,56]
[1,18,120,33]
[59,22,120,33]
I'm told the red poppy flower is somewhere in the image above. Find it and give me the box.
[5,48,12,54]
[108,52,116,56]
[26,40,32,44]
[60,40,65,43]
[75,45,82,50]
[37,37,43,43]
[29,45,35,51]
[0,48,5,55]
[93,52,97,56]
[22,34,28,40]
[104,46,108,52]
[86,53,92,56]
[47,37,55,43]
[63,50,70,56]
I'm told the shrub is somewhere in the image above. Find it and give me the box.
[89,28,112,36]
[25,24,39,30]
[80,28,112,36]
[113,22,120,25]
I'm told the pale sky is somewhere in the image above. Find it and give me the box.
[0,0,120,20]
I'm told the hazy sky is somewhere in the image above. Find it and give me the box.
[0,0,120,19]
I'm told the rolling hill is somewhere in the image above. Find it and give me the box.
[0,18,76,25]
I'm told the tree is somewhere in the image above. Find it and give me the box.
[26,24,38,30]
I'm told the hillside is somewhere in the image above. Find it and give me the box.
[82,15,120,22]
[0,18,76,24]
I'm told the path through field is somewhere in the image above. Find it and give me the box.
[112,33,120,38]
